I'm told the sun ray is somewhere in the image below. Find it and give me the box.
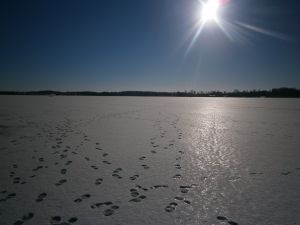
[185,22,205,57]
[215,19,234,41]
[184,0,290,57]
[234,21,293,42]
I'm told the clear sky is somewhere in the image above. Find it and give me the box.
[1,0,300,91]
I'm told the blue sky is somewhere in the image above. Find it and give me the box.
[1,0,300,91]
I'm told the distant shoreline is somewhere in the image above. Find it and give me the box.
[1,88,300,98]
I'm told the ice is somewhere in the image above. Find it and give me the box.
[0,96,300,225]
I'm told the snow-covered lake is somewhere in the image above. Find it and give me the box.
[0,96,300,225]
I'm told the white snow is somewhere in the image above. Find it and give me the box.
[0,96,300,225]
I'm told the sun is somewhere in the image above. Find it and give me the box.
[201,0,220,23]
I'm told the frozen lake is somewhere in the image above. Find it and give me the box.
[0,96,300,225]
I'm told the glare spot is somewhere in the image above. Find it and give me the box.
[201,0,220,23]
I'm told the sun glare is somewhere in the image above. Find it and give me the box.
[186,0,287,57]
[201,0,220,23]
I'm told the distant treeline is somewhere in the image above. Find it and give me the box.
[1,88,300,98]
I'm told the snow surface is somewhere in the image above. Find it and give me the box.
[0,96,300,225]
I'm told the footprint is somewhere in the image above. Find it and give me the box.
[55,179,67,186]
[129,174,139,181]
[103,160,112,165]
[183,199,191,204]
[91,201,113,209]
[95,178,103,185]
[165,203,177,212]
[113,168,122,172]
[13,213,34,225]
[13,220,24,225]
[51,216,61,223]
[172,174,182,179]
[174,164,181,169]
[217,216,227,221]
[36,193,47,202]
[179,185,195,194]
[136,185,148,191]
[112,168,123,179]
[74,194,91,203]
[13,177,21,184]
[104,209,114,216]
[91,201,112,209]
[8,193,16,198]
[60,169,67,175]
[68,217,78,223]
[151,185,168,189]
[249,172,263,175]
[129,187,147,203]
[1,192,17,202]
[9,171,15,177]
[141,164,150,170]
[112,174,122,179]
[60,154,67,159]
[82,194,91,199]
[130,189,139,197]
[22,212,34,221]
[74,198,82,203]
[91,165,98,170]
[32,166,43,172]
[129,198,142,203]
[111,205,119,209]
[65,161,72,166]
